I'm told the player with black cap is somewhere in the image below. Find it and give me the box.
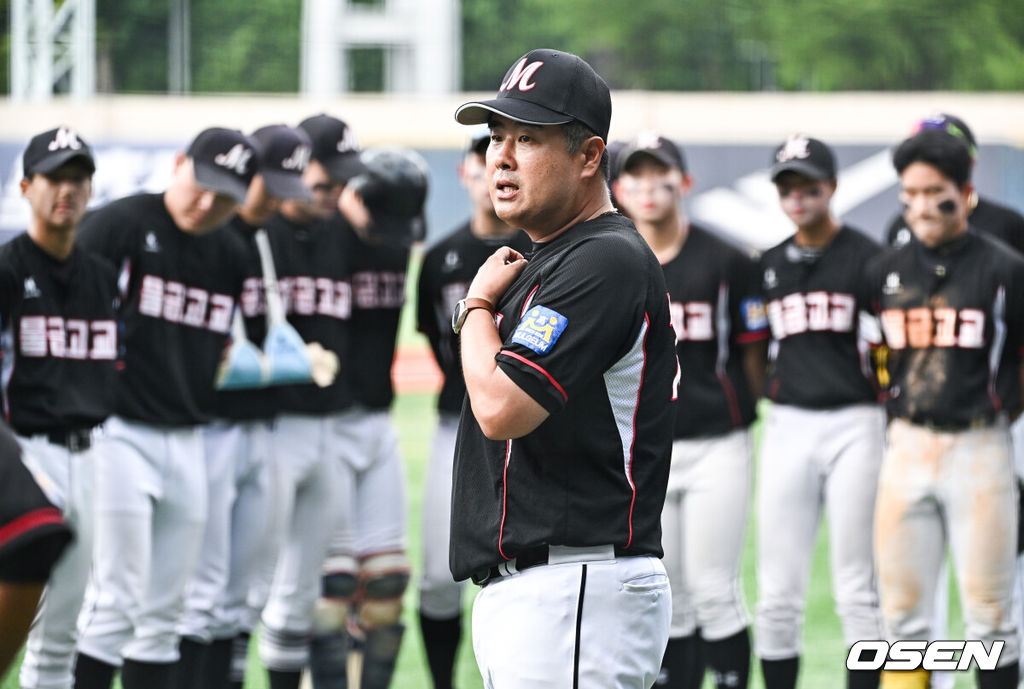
[304,146,429,689]
[755,134,886,689]
[0,421,73,678]
[73,127,258,689]
[414,129,528,689]
[450,48,677,687]
[254,113,363,689]
[614,131,767,689]
[176,123,314,689]
[0,126,115,689]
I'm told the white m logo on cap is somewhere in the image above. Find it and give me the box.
[214,144,253,175]
[48,127,83,151]
[500,58,543,93]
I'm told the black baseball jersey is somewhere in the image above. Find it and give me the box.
[886,196,1024,256]
[76,193,251,426]
[866,230,1024,426]
[759,226,882,408]
[0,422,72,582]
[450,213,677,582]
[341,222,410,410]
[263,211,353,414]
[0,233,118,435]
[209,216,279,421]
[416,222,531,414]
[664,225,768,438]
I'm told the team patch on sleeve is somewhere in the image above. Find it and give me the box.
[741,297,767,331]
[512,305,568,355]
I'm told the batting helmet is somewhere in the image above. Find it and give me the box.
[347,147,429,246]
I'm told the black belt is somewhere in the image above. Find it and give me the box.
[902,413,999,432]
[471,544,617,587]
[42,428,93,452]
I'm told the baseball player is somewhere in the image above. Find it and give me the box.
[886,113,1024,255]
[306,147,428,689]
[755,135,886,689]
[614,133,768,689]
[254,113,360,689]
[177,123,314,689]
[0,126,117,689]
[415,130,528,689]
[867,128,1022,689]
[72,127,257,689]
[450,48,676,689]
[0,421,73,677]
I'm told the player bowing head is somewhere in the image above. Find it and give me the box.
[892,128,974,250]
[165,127,257,234]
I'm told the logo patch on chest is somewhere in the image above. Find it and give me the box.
[512,305,568,355]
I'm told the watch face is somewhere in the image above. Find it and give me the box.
[452,299,465,334]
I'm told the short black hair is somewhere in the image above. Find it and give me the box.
[892,129,972,189]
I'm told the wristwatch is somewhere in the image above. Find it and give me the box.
[451,297,494,334]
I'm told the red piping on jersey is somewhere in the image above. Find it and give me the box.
[497,439,512,561]
[0,507,64,548]
[736,330,769,344]
[623,314,650,549]
[716,372,743,427]
[521,285,540,318]
[499,350,568,403]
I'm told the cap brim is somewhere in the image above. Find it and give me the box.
[261,170,313,201]
[455,98,573,128]
[770,161,831,182]
[193,163,249,204]
[32,149,96,176]
[367,212,426,246]
[324,154,367,184]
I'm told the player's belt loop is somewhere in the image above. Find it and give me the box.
[43,428,93,452]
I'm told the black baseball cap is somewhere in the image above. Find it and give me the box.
[298,113,367,183]
[23,127,96,178]
[616,133,687,177]
[770,135,836,182]
[913,112,977,159]
[348,148,429,246]
[251,124,313,201]
[186,127,258,204]
[466,125,490,156]
[455,48,612,142]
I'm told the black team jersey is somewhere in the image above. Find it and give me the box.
[263,211,353,414]
[0,423,72,582]
[341,222,411,410]
[759,225,882,409]
[210,216,278,422]
[76,193,251,426]
[664,225,768,438]
[887,197,1024,256]
[416,222,531,415]
[450,213,677,581]
[0,233,118,435]
[866,230,1024,427]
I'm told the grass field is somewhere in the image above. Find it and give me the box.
[0,250,976,688]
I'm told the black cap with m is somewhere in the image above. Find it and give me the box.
[186,127,258,204]
[298,114,367,183]
[770,134,837,182]
[454,48,612,142]
[23,127,96,178]
[251,124,313,201]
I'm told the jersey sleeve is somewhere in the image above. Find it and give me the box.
[416,248,439,338]
[0,428,72,582]
[76,202,134,268]
[495,237,648,414]
[728,250,769,345]
[0,248,18,320]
